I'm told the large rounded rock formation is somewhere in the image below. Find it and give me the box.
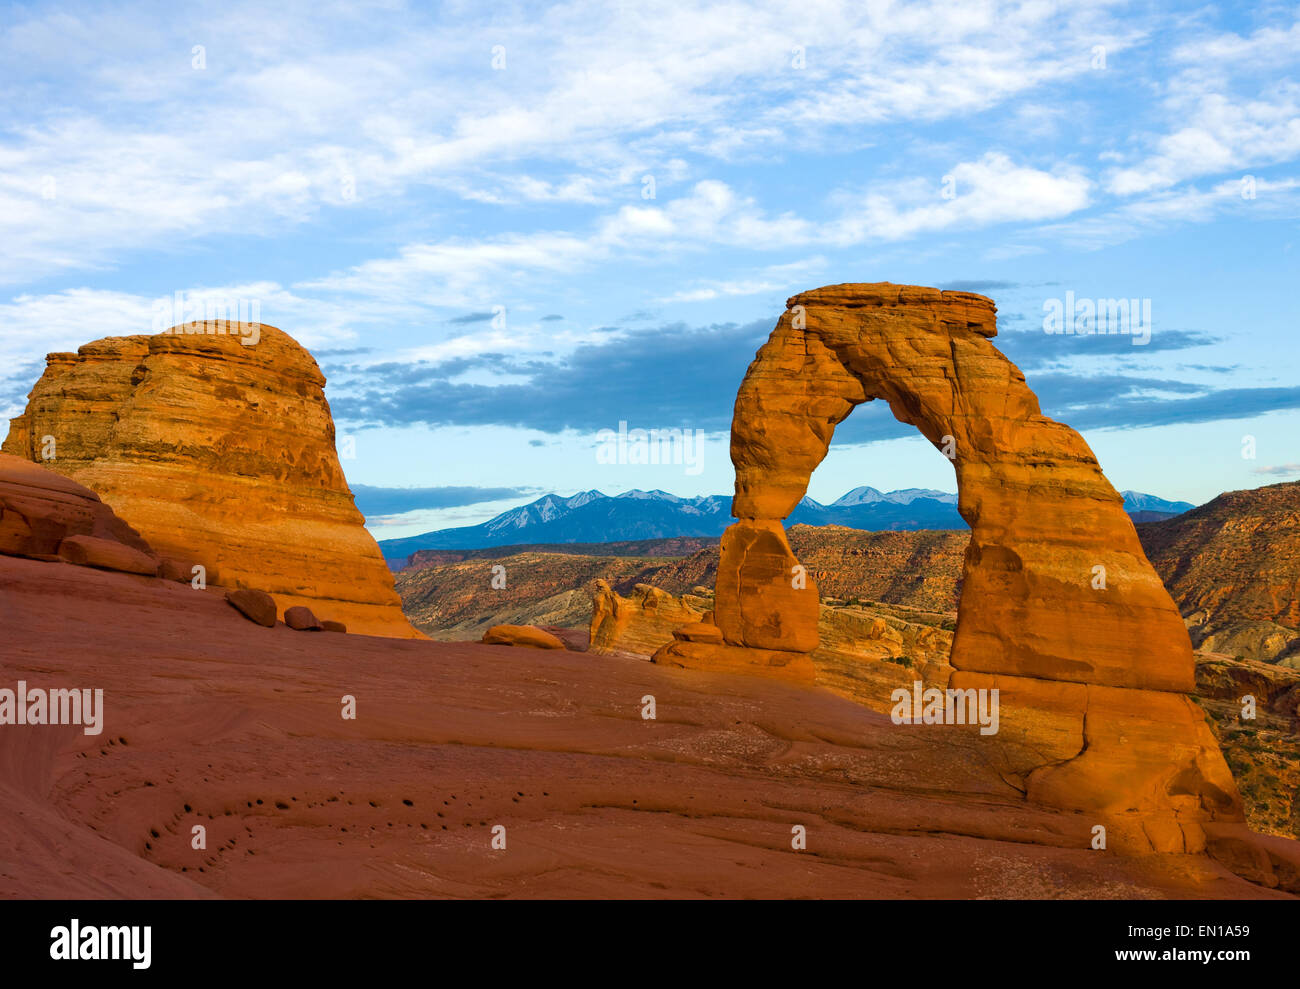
[2,321,418,638]
[653,283,1243,853]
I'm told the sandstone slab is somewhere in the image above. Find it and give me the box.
[57,534,158,575]
[482,624,566,649]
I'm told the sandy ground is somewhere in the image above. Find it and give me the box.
[0,554,1289,899]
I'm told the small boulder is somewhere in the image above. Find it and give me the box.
[482,624,566,650]
[284,605,324,631]
[158,557,200,584]
[225,588,277,628]
[321,620,347,633]
[672,622,725,644]
[57,534,158,575]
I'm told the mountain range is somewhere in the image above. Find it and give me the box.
[376,487,1194,560]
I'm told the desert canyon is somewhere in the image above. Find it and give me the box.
[3,287,1298,898]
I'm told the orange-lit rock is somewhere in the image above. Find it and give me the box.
[711,520,819,653]
[660,282,1242,851]
[482,624,567,649]
[2,322,417,638]
[589,579,707,657]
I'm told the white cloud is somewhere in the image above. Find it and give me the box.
[0,0,1149,283]
[829,153,1092,243]
[1106,88,1300,196]
[1172,20,1300,67]
[1039,176,1300,250]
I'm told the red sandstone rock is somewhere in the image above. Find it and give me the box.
[225,588,277,628]
[673,622,725,644]
[0,452,153,560]
[712,520,819,652]
[322,620,347,633]
[284,605,324,631]
[3,550,1291,899]
[482,624,566,649]
[2,323,418,638]
[589,579,706,657]
[57,534,158,575]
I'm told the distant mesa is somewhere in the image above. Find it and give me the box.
[2,321,418,638]
[651,281,1244,856]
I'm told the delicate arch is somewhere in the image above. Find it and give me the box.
[654,283,1241,852]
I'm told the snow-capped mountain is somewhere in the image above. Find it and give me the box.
[1120,490,1195,516]
[376,486,1191,557]
[831,486,957,507]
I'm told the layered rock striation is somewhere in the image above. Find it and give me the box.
[589,580,711,658]
[653,283,1243,854]
[3,322,416,638]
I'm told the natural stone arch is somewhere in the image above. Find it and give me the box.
[654,283,1242,852]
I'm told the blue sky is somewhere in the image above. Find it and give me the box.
[2,0,1298,539]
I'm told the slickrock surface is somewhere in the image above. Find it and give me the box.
[1139,481,1300,663]
[1,553,1291,899]
[653,283,1242,853]
[2,323,416,638]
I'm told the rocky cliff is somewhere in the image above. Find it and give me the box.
[2,322,416,638]
[1139,481,1300,663]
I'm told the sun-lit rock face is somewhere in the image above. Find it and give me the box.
[654,282,1243,852]
[2,322,418,638]
[588,579,709,658]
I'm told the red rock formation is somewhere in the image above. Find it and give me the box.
[2,322,417,638]
[481,624,567,649]
[0,452,157,571]
[588,579,708,657]
[654,283,1242,853]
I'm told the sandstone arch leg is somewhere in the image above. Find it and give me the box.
[653,283,1244,854]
